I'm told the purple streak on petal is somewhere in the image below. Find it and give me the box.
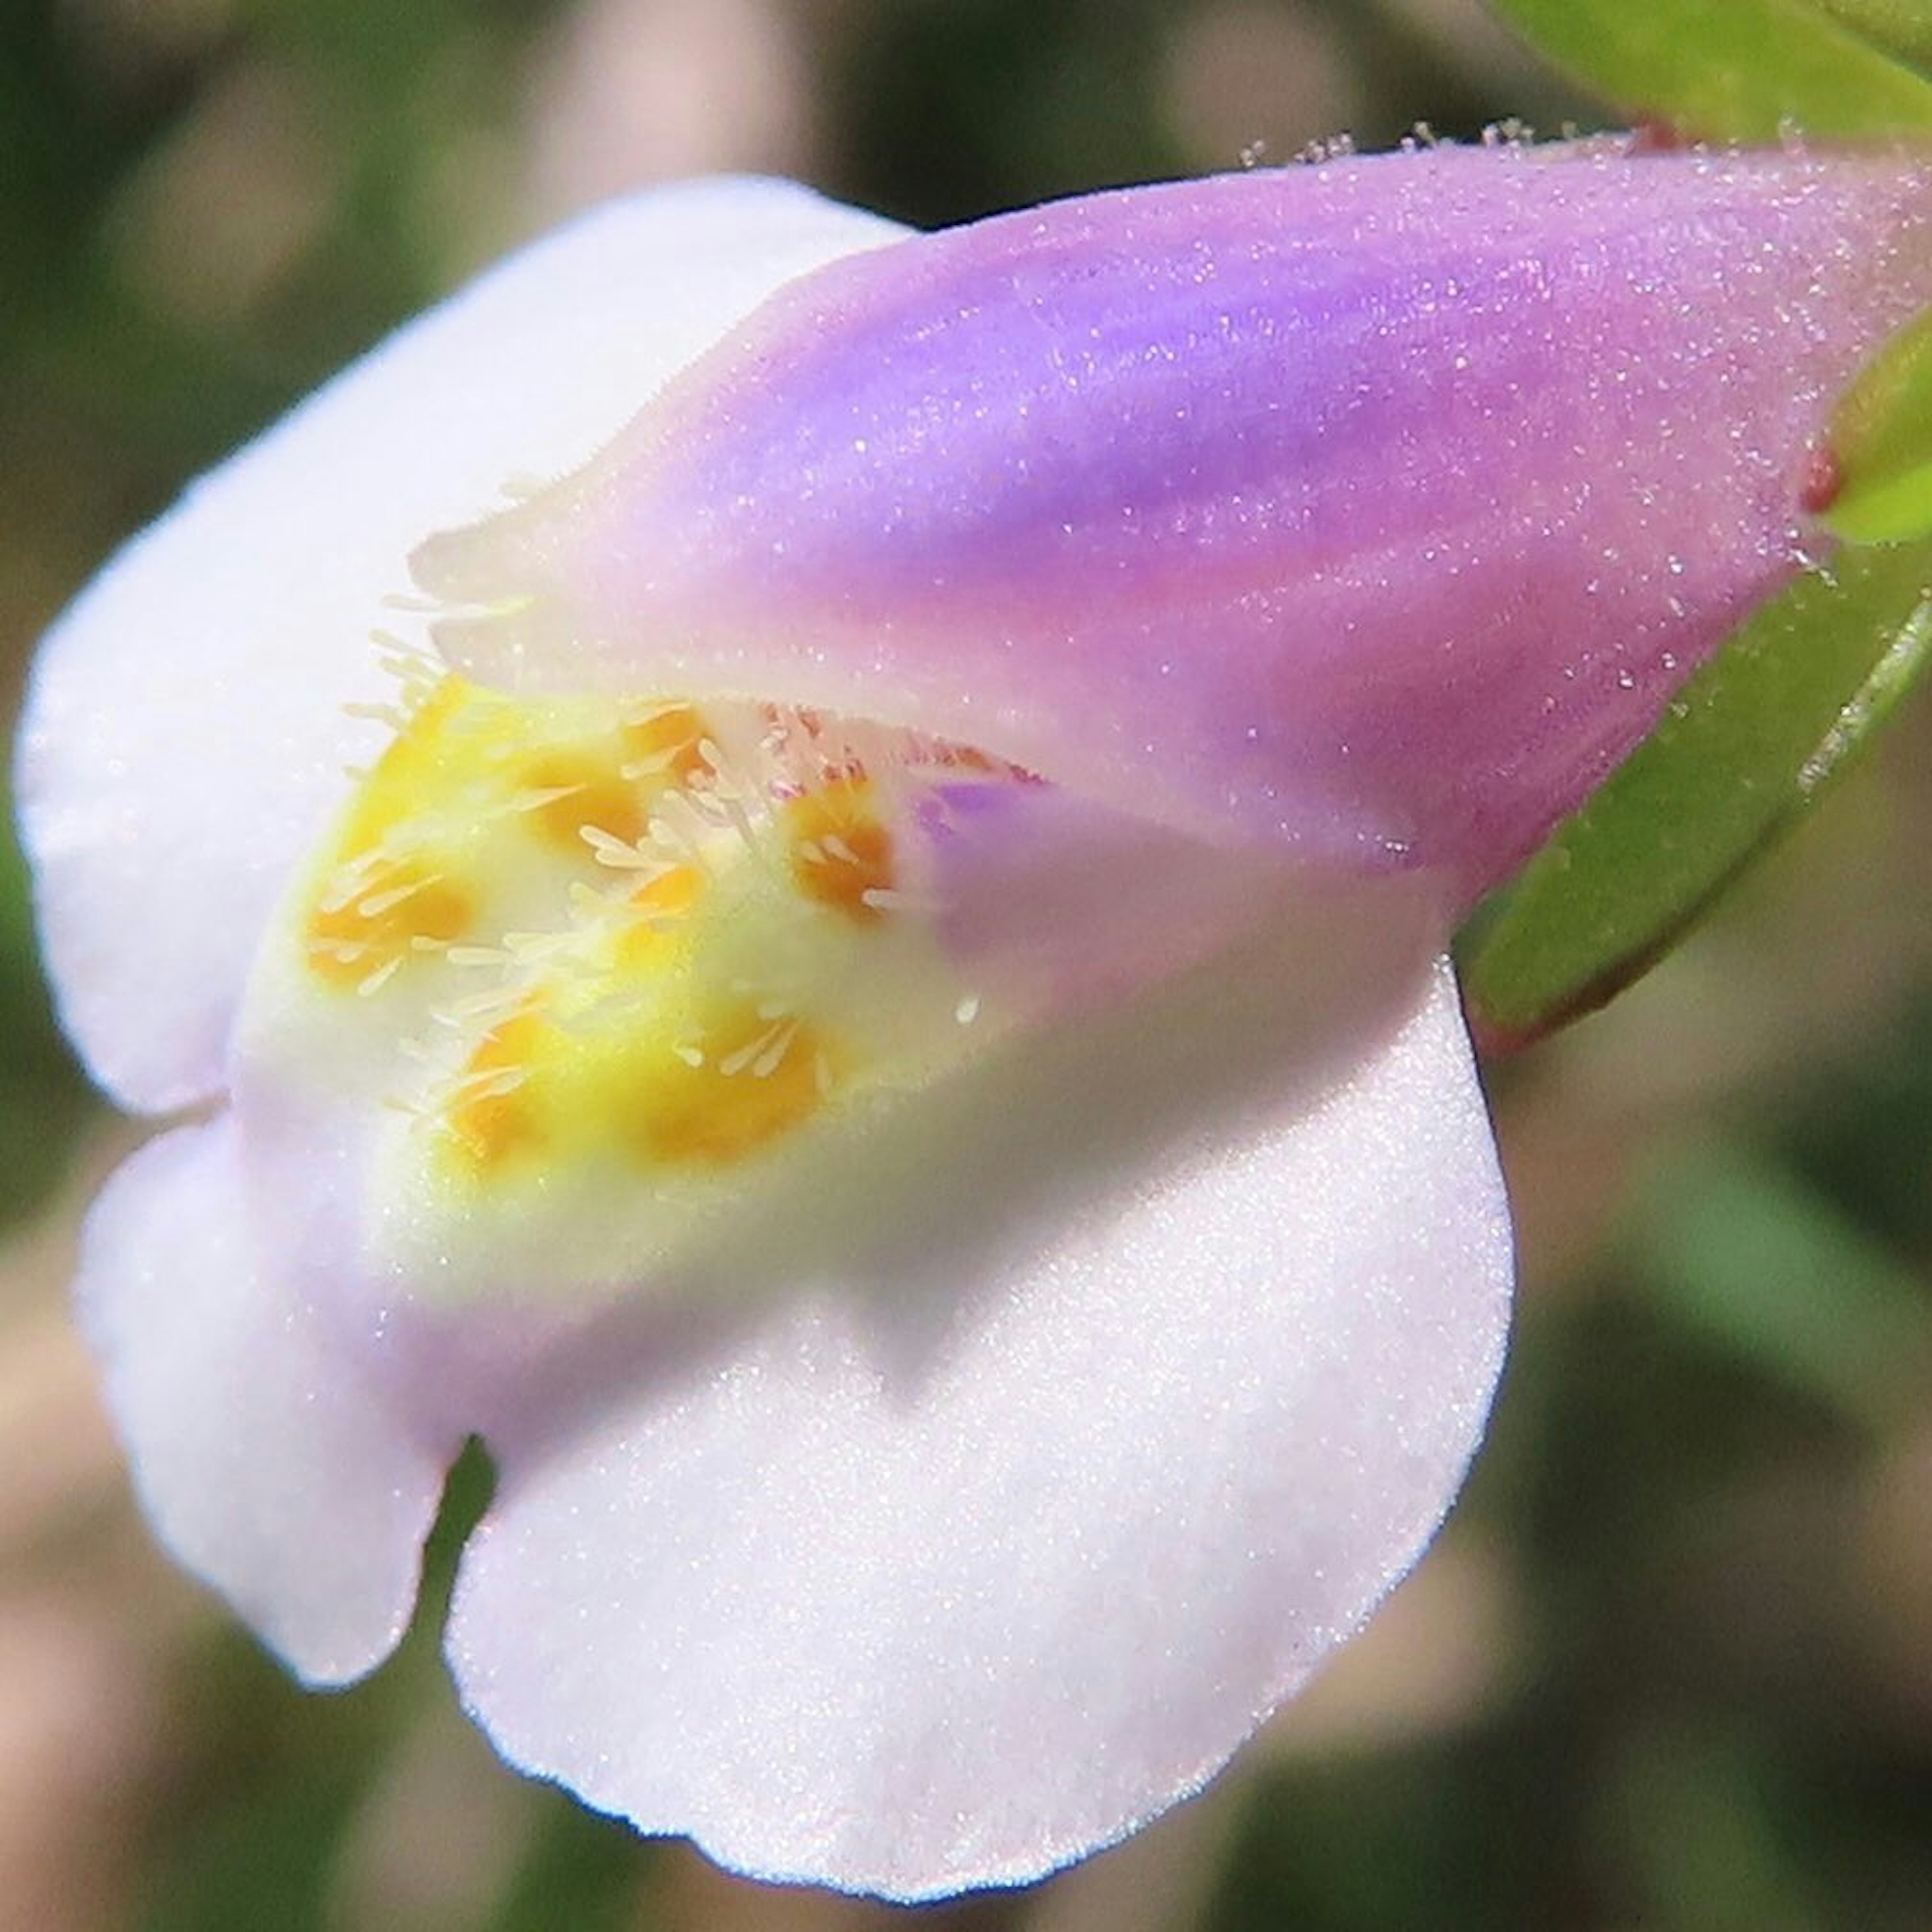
[420,142,1932,902]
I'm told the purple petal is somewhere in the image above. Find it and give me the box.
[421,141,1932,902]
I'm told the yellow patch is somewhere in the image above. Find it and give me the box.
[275,663,1015,1299]
[333,674,489,861]
[613,863,707,975]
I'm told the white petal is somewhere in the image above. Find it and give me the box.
[18,179,908,1115]
[74,1117,454,1683]
[445,890,1511,1900]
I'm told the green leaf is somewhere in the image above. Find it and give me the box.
[1822,306,1932,544]
[1462,539,1932,1044]
[1634,1140,1930,1436]
[1816,0,1932,72]
[1485,0,1932,142]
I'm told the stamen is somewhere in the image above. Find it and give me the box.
[357,957,405,997]
[582,825,655,869]
[285,652,1038,1295]
[446,946,513,970]
[751,1024,800,1080]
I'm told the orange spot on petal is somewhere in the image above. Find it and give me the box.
[521,748,648,852]
[447,1001,551,1170]
[787,777,895,922]
[631,1011,830,1165]
[306,858,471,988]
[614,864,707,972]
[622,703,715,786]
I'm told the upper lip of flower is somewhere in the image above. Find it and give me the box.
[415,142,1932,901]
[15,141,1930,1898]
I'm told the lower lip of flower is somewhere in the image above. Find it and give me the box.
[260,646,1292,1304]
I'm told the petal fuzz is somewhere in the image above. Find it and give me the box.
[18,179,907,1114]
[424,144,1932,897]
[75,1117,452,1682]
[445,897,1510,1899]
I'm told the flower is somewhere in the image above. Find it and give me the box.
[17,143,1932,1899]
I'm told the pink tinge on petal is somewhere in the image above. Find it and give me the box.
[922,776,1346,1015]
[73,1119,454,1683]
[421,141,1932,903]
[17,179,908,1116]
[442,897,1510,1899]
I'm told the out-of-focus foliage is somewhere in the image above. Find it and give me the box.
[1464,540,1932,1046]
[1819,0,1932,66]
[1486,0,1932,141]
[0,808,88,1225]
[7,5,1932,1931]
[1213,979,1932,1930]
[1826,309,1932,545]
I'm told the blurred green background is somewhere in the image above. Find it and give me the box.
[6,2,1932,1927]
